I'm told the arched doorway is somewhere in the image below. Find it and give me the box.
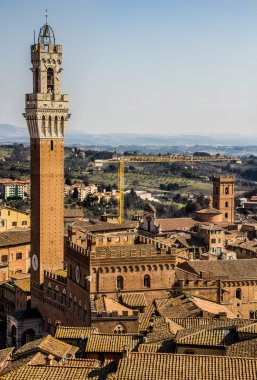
[21,328,35,346]
[11,325,17,347]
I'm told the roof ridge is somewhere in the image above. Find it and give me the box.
[128,352,257,360]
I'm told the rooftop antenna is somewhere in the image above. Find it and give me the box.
[33,30,35,44]
[45,8,48,24]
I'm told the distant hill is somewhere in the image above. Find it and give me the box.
[64,131,257,147]
[0,124,29,142]
[0,124,257,147]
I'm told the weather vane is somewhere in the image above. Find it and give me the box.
[45,9,48,24]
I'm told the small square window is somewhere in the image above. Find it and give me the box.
[16,252,22,260]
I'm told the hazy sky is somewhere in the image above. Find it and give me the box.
[1,0,257,136]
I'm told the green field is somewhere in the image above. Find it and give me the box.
[88,171,212,194]
[0,146,13,159]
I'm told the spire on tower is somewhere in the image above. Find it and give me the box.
[38,11,55,46]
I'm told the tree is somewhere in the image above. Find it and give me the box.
[193,151,211,157]
[65,178,72,185]
[132,180,140,187]
[73,187,79,199]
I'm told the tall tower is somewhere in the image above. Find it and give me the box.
[212,176,235,223]
[24,21,69,302]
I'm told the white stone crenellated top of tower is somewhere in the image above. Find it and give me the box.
[24,20,70,139]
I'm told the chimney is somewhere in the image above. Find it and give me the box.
[45,354,55,366]
[122,345,130,359]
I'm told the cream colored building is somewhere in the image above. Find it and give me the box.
[0,180,30,200]
[0,207,30,232]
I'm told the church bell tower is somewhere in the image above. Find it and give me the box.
[24,20,70,302]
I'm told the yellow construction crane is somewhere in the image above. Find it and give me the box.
[95,155,241,224]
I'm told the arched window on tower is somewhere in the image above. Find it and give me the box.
[41,115,46,137]
[48,116,52,136]
[60,116,64,136]
[34,68,39,93]
[144,274,151,288]
[47,68,54,93]
[225,187,229,195]
[54,116,58,136]
[117,276,123,290]
[225,201,229,208]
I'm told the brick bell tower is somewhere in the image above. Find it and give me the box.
[212,176,235,224]
[24,20,70,304]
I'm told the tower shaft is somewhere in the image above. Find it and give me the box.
[24,25,69,301]
[212,176,235,223]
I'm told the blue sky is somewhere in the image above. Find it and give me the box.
[1,0,257,136]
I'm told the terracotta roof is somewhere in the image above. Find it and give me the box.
[176,326,237,347]
[55,326,98,339]
[0,355,35,378]
[196,206,222,215]
[155,218,197,232]
[173,234,204,248]
[227,241,257,253]
[0,348,14,365]
[146,317,175,345]
[227,338,257,358]
[3,365,96,380]
[64,209,84,218]
[155,296,201,319]
[94,244,157,258]
[0,354,101,379]
[29,352,59,365]
[13,279,30,293]
[189,296,237,319]
[115,353,257,379]
[138,344,163,353]
[138,304,155,333]
[52,269,67,277]
[198,223,223,231]
[91,296,134,316]
[85,334,139,353]
[62,358,101,367]
[237,322,257,334]
[72,220,137,233]
[0,230,30,248]
[170,318,257,335]
[156,296,236,320]
[13,335,78,359]
[177,259,257,280]
[165,319,184,335]
[121,293,147,308]
[0,206,29,216]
